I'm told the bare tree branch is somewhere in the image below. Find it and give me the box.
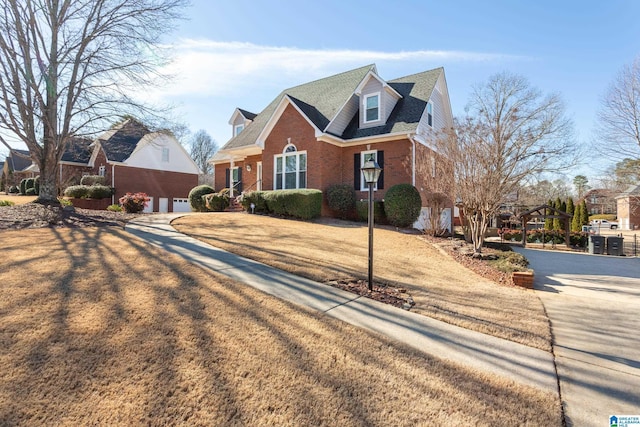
[0,0,187,201]
[438,72,576,254]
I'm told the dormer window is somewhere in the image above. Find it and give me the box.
[364,93,380,123]
[234,124,244,136]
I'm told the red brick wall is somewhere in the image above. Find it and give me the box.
[213,104,454,219]
[113,165,198,212]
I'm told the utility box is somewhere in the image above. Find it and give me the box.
[606,236,624,256]
[589,235,605,254]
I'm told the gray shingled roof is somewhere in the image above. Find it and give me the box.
[98,119,150,162]
[238,108,257,120]
[6,149,32,172]
[220,64,375,151]
[342,68,442,139]
[61,137,93,164]
[618,184,640,197]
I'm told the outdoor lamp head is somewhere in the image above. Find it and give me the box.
[361,160,382,184]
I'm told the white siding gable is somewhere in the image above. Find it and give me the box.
[126,133,200,174]
[357,74,401,129]
[416,72,453,139]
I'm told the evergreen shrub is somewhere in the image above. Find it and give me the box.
[383,184,422,227]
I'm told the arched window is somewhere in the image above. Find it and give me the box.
[274,144,306,190]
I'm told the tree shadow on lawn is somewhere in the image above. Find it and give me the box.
[0,227,561,425]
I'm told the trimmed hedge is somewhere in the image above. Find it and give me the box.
[326,183,356,218]
[8,186,19,194]
[240,191,268,213]
[356,200,386,223]
[86,185,113,199]
[19,179,27,195]
[34,176,40,194]
[262,189,323,220]
[384,184,422,228]
[63,184,112,199]
[80,175,106,186]
[64,185,89,198]
[25,188,37,196]
[203,192,230,212]
[25,177,35,191]
[188,185,215,212]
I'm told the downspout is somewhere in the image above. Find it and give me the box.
[409,134,416,187]
[111,164,115,205]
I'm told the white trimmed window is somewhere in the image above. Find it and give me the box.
[364,93,380,123]
[98,165,106,177]
[360,150,378,191]
[162,147,169,162]
[274,144,307,190]
[426,101,433,127]
[234,124,244,136]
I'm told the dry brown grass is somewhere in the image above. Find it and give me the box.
[173,213,551,351]
[0,194,37,205]
[0,227,561,425]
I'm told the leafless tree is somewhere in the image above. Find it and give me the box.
[411,145,454,236]
[438,72,575,254]
[598,56,640,159]
[189,129,218,178]
[0,0,187,202]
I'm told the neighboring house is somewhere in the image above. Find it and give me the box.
[1,149,37,189]
[59,118,200,212]
[582,188,617,215]
[210,64,454,228]
[616,184,640,230]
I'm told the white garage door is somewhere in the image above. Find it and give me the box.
[172,198,191,213]
[143,197,154,213]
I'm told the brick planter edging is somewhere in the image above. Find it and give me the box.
[66,197,111,211]
[512,271,534,289]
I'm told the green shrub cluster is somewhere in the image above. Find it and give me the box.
[262,189,322,220]
[19,179,27,195]
[80,175,106,186]
[240,191,268,213]
[188,185,215,212]
[383,184,422,227]
[25,188,37,196]
[107,204,123,212]
[63,184,112,199]
[203,192,230,212]
[326,184,355,218]
[34,176,40,194]
[8,186,19,194]
[0,200,15,207]
[502,229,589,248]
[356,199,386,223]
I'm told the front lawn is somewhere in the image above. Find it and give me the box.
[0,227,561,425]
[173,213,551,351]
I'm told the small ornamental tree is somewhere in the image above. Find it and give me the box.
[571,202,582,232]
[119,192,150,213]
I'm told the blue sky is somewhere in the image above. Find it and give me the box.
[4,1,639,182]
[152,0,639,181]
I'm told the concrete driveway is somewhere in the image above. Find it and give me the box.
[514,248,640,427]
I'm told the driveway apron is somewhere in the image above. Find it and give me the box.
[515,248,640,427]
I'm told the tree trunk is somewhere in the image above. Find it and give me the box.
[36,145,59,203]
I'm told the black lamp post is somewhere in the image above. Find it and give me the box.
[361,159,382,291]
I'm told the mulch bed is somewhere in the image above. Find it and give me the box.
[324,279,415,309]
[0,202,140,230]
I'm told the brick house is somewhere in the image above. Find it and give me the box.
[616,184,640,230]
[582,188,617,215]
[63,118,201,212]
[210,64,454,229]
[1,149,37,189]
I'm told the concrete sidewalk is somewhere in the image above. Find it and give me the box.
[125,214,558,393]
